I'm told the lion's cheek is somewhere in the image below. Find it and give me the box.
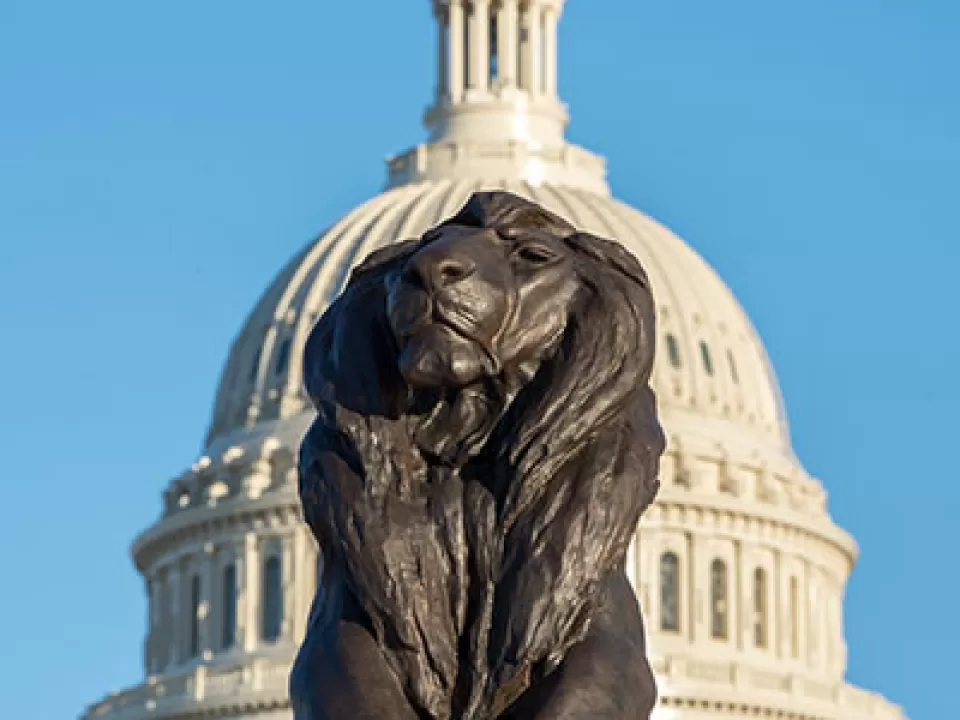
[398,329,489,388]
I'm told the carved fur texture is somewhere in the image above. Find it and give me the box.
[291,192,666,720]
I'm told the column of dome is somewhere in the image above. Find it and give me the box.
[137,529,319,675]
[626,442,857,697]
[498,0,519,89]
[133,439,321,681]
[542,3,559,97]
[467,0,490,95]
[434,0,564,103]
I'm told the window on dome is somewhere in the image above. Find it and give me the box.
[145,579,155,672]
[700,341,714,376]
[659,552,680,632]
[221,564,237,650]
[275,338,291,375]
[157,570,171,669]
[753,567,768,648]
[489,5,499,85]
[710,559,728,640]
[262,555,283,642]
[727,349,739,384]
[789,575,800,658]
[249,346,262,384]
[665,334,681,369]
[189,574,202,658]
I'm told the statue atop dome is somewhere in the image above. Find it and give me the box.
[290,191,664,719]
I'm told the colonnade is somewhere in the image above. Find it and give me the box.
[629,521,849,682]
[144,527,319,675]
[436,0,560,101]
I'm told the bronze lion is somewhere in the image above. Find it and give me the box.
[291,191,665,720]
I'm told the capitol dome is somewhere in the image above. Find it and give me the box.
[208,179,792,459]
[84,2,906,720]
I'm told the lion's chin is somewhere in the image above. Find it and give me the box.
[397,325,492,389]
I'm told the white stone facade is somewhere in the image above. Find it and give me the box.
[82,2,907,719]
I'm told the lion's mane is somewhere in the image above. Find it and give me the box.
[298,192,665,719]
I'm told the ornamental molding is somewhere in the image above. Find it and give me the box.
[135,464,854,578]
[654,654,906,720]
[132,496,304,573]
[645,496,856,571]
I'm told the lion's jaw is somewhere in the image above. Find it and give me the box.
[394,321,501,390]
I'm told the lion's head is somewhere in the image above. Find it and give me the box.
[385,194,585,391]
[298,191,664,718]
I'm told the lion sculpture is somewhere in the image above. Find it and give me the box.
[290,191,666,720]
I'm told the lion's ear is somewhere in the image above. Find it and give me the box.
[350,238,422,280]
[565,232,650,289]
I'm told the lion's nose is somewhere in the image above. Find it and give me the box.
[403,248,476,291]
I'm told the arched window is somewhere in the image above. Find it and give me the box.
[753,567,768,648]
[700,341,714,376]
[189,574,201,658]
[489,5,499,84]
[789,575,800,658]
[221,564,237,650]
[261,556,283,642]
[249,346,262,383]
[727,349,739,384]
[659,552,680,632]
[274,338,291,375]
[145,579,155,673]
[666,334,681,369]
[158,571,171,669]
[710,559,728,640]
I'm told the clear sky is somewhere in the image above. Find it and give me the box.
[0,1,957,718]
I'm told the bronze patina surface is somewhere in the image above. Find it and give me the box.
[290,192,665,719]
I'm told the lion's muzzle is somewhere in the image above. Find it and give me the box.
[386,230,512,388]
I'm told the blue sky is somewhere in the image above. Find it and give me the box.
[0,1,957,718]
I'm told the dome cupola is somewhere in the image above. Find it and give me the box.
[388,0,609,194]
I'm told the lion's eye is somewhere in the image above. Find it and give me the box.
[516,245,556,264]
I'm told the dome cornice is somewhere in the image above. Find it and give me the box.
[131,494,303,573]
[646,497,856,569]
